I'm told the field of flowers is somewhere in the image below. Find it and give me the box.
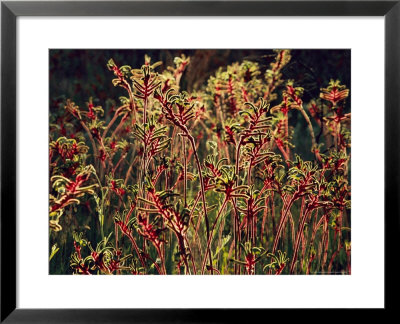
[49,49,350,275]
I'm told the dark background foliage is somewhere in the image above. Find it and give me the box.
[50,49,350,109]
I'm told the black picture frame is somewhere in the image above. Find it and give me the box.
[1,0,398,322]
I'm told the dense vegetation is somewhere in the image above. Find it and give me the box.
[49,49,351,275]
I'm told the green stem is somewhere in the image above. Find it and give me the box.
[92,170,106,239]
[188,134,213,274]
[201,198,228,274]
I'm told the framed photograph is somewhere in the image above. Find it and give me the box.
[1,0,397,322]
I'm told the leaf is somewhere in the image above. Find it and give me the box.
[49,244,60,262]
